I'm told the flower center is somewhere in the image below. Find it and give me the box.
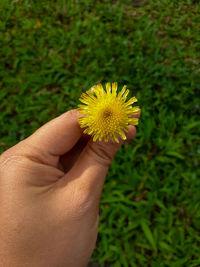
[103,109,112,119]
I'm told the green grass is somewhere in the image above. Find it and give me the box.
[0,0,200,266]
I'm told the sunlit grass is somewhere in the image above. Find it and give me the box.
[0,0,200,266]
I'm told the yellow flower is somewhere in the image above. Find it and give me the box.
[78,82,140,143]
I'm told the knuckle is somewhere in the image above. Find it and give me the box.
[0,148,15,166]
[70,184,95,218]
[0,147,28,174]
[74,192,93,216]
[72,192,99,230]
[87,142,115,166]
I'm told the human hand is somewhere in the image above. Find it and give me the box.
[0,109,139,267]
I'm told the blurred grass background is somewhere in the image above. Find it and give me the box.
[0,0,200,266]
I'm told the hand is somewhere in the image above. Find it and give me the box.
[0,109,139,267]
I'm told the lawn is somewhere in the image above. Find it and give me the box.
[0,0,200,266]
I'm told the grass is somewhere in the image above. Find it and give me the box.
[0,0,200,266]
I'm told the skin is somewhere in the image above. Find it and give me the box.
[0,109,140,267]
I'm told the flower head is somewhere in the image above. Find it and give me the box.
[78,82,140,143]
